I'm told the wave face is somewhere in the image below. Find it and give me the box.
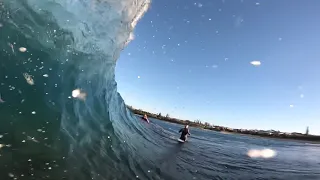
[3,1,320,180]
[0,0,152,179]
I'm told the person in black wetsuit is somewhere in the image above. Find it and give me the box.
[179,125,191,141]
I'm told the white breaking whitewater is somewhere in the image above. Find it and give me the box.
[21,0,150,55]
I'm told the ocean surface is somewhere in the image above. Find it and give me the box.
[1,0,320,180]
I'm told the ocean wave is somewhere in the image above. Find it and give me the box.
[2,1,320,180]
[0,0,152,179]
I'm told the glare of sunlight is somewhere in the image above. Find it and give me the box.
[247,149,277,158]
[72,89,87,100]
[19,47,27,52]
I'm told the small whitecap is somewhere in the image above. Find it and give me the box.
[43,74,49,77]
[31,111,36,114]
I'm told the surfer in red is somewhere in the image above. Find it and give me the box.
[179,125,191,142]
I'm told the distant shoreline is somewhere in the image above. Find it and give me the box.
[127,106,320,142]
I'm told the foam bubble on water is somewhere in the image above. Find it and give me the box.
[247,148,277,158]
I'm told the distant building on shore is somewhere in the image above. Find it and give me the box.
[306,126,309,135]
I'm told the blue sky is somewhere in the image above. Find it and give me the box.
[116,0,320,134]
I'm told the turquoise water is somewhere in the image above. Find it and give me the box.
[1,0,320,179]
